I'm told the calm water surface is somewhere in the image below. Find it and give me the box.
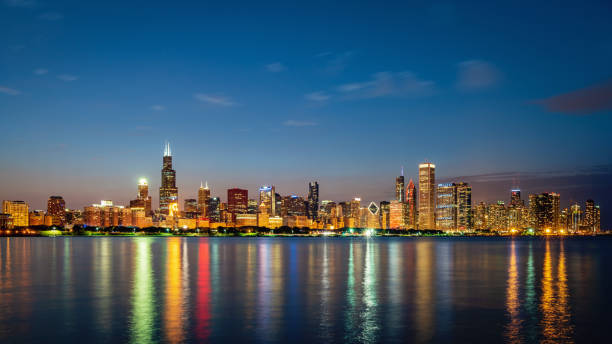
[0,237,610,343]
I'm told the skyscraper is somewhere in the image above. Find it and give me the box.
[418,162,436,229]
[259,186,276,216]
[405,178,417,229]
[130,178,152,214]
[227,188,248,220]
[307,181,319,219]
[436,183,457,231]
[198,181,210,217]
[47,195,66,226]
[529,193,559,232]
[510,189,523,207]
[389,200,404,229]
[456,182,472,231]
[159,142,178,215]
[2,200,29,227]
[208,197,220,222]
[395,168,405,203]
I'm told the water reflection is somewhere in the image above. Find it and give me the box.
[130,238,155,344]
[0,237,604,343]
[165,238,184,343]
[540,240,574,342]
[505,240,522,343]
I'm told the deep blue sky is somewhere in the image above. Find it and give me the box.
[1,1,612,226]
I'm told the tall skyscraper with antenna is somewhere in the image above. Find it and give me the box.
[159,141,178,215]
[198,181,210,217]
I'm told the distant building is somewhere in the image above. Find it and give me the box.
[396,169,405,202]
[456,182,472,231]
[389,200,404,229]
[208,197,221,222]
[488,201,507,232]
[235,213,257,227]
[184,198,198,218]
[418,163,436,229]
[528,193,560,232]
[0,213,13,229]
[474,201,488,230]
[259,186,276,216]
[307,181,319,219]
[84,200,131,227]
[405,179,417,229]
[227,188,248,219]
[47,196,66,226]
[130,179,152,215]
[198,181,211,217]
[247,199,258,214]
[159,142,178,215]
[2,200,28,227]
[379,201,390,229]
[281,195,307,217]
[436,183,457,231]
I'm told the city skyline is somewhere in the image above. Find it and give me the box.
[0,142,604,232]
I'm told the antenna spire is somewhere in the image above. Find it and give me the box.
[163,141,171,157]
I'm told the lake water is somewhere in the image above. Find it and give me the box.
[0,237,610,343]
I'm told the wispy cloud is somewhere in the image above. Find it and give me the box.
[194,93,235,106]
[535,79,612,115]
[151,105,166,111]
[338,71,435,99]
[305,91,330,102]
[0,86,21,95]
[57,74,78,82]
[318,51,353,74]
[283,120,318,127]
[266,62,286,73]
[3,0,38,8]
[38,11,63,21]
[456,60,501,91]
[33,68,47,75]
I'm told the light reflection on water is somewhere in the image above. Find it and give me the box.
[0,237,608,343]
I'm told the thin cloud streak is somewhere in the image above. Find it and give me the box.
[38,12,63,20]
[151,105,165,111]
[57,74,79,82]
[305,91,330,102]
[0,86,21,95]
[338,71,435,99]
[194,93,236,106]
[33,68,48,75]
[283,120,318,127]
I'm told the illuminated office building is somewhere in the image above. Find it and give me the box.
[307,181,319,219]
[281,195,307,217]
[395,169,405,202]
[474,201,488,230]
[405,179,417,229]
[529,192,560,231]
[436,183,457,231]
[259,186,276,216]
[0,213,13,229]
[197,181,210,217]
[184,198,198,218]
[2,200,29,227]
[208,197,221,222]
[510,189,523,207]
[456,182,472,231]
[418,162,436,229]
[274,193,282,217]
[570,203,581,233]
[379,201,390,229]
[583,200,601,233]
[159,142,178,215]
[28,210,46,226]
[227,188,248,219]
[389,200,404,229]
[47,195,66,226]
[84,200,131,227]
[248,199,258,214]
[488,201,508,232]
[130,178,152,214]
[366,202,380,228]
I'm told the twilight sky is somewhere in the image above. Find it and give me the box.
[1,1,611,226]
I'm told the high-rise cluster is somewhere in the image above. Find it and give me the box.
[0,144,603,234]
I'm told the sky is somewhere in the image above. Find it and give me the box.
[1,1,612,226]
